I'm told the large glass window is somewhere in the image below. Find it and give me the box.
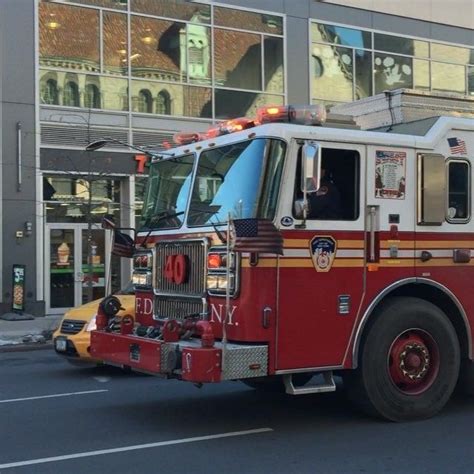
[39,3,100,72]
[264,36,284,93]
[374,33,429,58]
[374,53,414,93]
[214,7,283,35]
[40,1,285,120]
[311,20,472,104]
[131,0,211,24]
[44,176,121,224]
[103,12,128,75]
[214,29,261,90]
[311,44,354,102]
[214,90,283,120]
[431,62,466,93]
[59,0,127,10]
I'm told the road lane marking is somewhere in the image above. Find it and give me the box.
[0,428,273,469]
[0,389,108,404]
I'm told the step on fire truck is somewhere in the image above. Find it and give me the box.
[88,91,474,421]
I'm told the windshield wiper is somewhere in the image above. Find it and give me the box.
[188,205,227,244]
[139,210,185,247]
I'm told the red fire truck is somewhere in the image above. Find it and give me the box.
[89,102,474,421]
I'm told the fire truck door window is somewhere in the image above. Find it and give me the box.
[447,160,470,223]
[294,148,360,220]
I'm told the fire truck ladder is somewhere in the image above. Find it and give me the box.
[283,371,336,395]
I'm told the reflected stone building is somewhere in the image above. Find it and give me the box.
[0,0,472,315]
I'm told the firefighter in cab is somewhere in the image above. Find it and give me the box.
[308,168,342,219]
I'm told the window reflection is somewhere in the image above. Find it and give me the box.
[41,77,59,105]
[214,29,261,90]
[264,36,284,93]
[469,66,474,96]
[214,90,283,119]
[312,23,371,49]
[374,33,429,58]
[55,0,127,10]
[131,80,211,118]
[131,0,211,24]
[413,59,430,90]
[63,80,80,107]
[431,62,466,93]
[214,7,282,35]
[40,70,128,111]
[156,90,171,114]
[374,53,414,93]
[131,16,185,82]
[103,12,128,75]
[355,49,372,99]
[84,83,101,109]
[431,43,471,64]
[311,44,354,102]
[39,2,285,119]
[39,3,100,72]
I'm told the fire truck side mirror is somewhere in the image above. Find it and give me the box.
[301,142,321,194]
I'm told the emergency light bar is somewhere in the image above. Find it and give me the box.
[257,104,326,126]
[172,104,326,146]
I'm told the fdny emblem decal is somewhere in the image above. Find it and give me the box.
[310,236,337,272]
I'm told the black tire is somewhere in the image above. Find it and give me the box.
[242,373,313,392]
[345,297,460,421]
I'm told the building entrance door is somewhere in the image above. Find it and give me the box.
[45,224,111,314]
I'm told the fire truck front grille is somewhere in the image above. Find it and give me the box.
[155,239,207,297]
[60,319,86,335]
[154,297,205,321]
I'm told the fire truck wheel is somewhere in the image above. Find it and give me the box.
[345,297,460,421]
[242,373,313,392]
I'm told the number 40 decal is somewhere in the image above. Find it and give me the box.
[164,254,189,284]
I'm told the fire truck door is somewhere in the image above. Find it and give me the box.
[276,143,366,370]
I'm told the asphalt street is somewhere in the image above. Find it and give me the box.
[0,350,473,474]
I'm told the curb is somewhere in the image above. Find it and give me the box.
[0,342,53,353]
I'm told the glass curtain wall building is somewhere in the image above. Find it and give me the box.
[39,0,285,120]
[310,22,474,107]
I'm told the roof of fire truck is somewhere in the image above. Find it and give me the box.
[152,104,473,162]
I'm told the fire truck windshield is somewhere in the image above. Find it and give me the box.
[140,154,195,230]
[187,138,286,226]
[140,138,286,230]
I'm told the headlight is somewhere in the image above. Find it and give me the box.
[206,274,235,292]
[86,315,97,332]
[132,271,152,287]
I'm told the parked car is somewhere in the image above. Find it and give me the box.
[53,285,135,365]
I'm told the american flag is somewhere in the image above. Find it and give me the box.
[448,137,467,155]
[112,231,134,258]
[231,218,283,255]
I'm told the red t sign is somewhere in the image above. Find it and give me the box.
[134,154,148,174]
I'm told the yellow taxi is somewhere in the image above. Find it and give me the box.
[53,286,135,365]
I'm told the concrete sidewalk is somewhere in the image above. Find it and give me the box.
[0,314,63,350]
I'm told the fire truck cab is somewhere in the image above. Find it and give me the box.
[91,92,474,421]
